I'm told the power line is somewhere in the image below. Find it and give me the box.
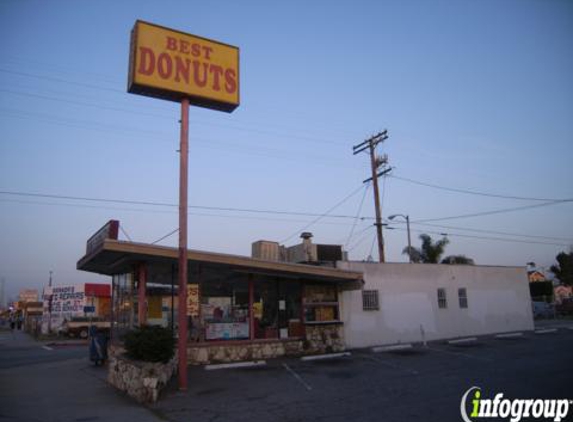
[280,184,368,243]
[388,225,571,248]
[347,225,377,252]
[409,222,572,242]
[0,81,349,146]
[7,87,573,196]
[0,88,177,120]
[0,107,361,169]
[345,183,370,247]
[152,228,179,245]
[0,68,124,93]
[2,190,570,243]
[368,232,377,259]
[0,57,361,138]
[389,174,571,202]
[413,200,573,224]
[0,198,369,229]
[119,226,133,242]
[0,191,371,221]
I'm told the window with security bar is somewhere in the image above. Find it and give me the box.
[458,288,468,309]
[437,288,447,309]
[362,289,379,311]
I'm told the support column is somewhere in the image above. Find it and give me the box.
[248,274,254,341]
[137,263,147,326]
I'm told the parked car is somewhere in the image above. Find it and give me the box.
[532,301,555,319]
[556,298,573,316]
[59,317,110,339]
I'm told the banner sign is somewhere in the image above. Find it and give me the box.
[128,20,240,112]
[43,285,86,315]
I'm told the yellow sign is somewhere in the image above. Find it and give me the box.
[252,302,263,319]
[186,284,200,317]
[128,20,239,112]
[147,296,162,319]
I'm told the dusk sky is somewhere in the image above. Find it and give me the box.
[1,0,572,302]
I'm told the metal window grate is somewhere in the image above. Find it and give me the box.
[437,288,447,309]
[458,288,468,309]
[362,290,379,311]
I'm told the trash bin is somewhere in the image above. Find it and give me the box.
[89,325,108,366]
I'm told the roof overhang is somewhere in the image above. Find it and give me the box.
[77,240,363,286]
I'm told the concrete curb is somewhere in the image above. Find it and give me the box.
[45,340,88,347]
[447,337,477,345]
[534,328,558,334]
[495,332,523,339]
[372,344,413,353]
[300,352,351,361]
[205,360,266,370]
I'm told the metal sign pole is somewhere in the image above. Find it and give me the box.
[177,98,190,390]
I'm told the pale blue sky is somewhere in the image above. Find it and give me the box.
[1,0,572,301]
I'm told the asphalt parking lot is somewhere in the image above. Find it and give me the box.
[153,327,573,422]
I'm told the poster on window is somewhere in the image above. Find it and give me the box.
[186,284,200,317]
[205,322,249,340]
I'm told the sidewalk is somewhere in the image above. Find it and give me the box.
[0,331,164,422]
[0,327,41,347]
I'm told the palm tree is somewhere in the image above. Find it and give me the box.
[403,234,449,263]
[441,255,475,265]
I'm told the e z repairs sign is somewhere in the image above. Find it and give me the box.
[128,20,239,112]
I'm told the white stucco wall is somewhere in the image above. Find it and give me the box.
[337,262,534,348]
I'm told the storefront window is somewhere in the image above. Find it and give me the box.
[279,281,303,338]
[111,273,136,341]
[200,278,249,340]
[253,279,302,340]
[303,284,340,323]
[253,280,278,339]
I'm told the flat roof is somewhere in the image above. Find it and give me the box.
[77,239,363,283]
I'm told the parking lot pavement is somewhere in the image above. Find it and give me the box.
[153,329,572,422]
[534,318,573,330]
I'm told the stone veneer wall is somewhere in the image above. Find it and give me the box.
[305,324,345,354]
[107,345,177,403]
[187,324,345,364]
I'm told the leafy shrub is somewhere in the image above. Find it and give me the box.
[123,325,175,363]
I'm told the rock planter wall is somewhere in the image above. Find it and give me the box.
[187,325,345,364]
[304,324,345,354]
[188,339,303,365]
[107,345,177,403]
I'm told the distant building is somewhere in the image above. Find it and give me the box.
[19,289,39,303]
[528,270,547,283]
[554,285,572,304]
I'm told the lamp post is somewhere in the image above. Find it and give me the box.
[388,214,412,263]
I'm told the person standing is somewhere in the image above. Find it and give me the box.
[9,313,16,332]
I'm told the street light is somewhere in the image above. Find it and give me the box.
[388,214,412,263]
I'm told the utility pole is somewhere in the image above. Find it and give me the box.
[0,278,5,309]
[47,271,53,334]
[353,130,391,263]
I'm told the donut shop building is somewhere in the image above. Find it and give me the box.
[77,221,364,364]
